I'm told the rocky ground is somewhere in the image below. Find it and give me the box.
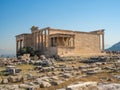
[0,55,120,90]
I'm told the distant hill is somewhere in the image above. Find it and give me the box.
[0,49,15,57]
[0,49,8,55]
[107,42,120,51]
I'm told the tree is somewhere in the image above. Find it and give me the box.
[17,47,35,56]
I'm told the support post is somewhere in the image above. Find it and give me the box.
[48,29,50,48]
[45,30,46,48]
[73,36,75,47]
[16,40,18,53]
[102,33,104,52]
[38,32,40,50]
[62,37,64,46]
[99,35,101,52]
[57,37,59,47]
[35,32,37,50]
[41,30,43,50]
[20,40,22,50]
[21,40,23,48]
[33,32,36,50]
[39,31,41,49]
[53,37,55,46]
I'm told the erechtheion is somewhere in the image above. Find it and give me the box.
[16,26,105,57]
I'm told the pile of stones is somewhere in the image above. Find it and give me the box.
[58,82,120,90]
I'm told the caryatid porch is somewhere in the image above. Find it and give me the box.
[49,33,75,48]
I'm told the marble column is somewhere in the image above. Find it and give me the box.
[44,30,46,48]
[36,32,38,50]
[73,36,75,47]
[33,32,36,50]
[34,32,36,50]
[53,37,55,46]
[48,29,50,48]
[41,30,43,50]
[62,37,64,46]
[20,40,22,49]
[57,37,59,46]
[38,31,40,50]
[16,40,19,52]
[40,31,42,49]
[99,35,101,51]
[102,33,104,52]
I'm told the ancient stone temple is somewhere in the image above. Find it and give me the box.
[16,26,105,57]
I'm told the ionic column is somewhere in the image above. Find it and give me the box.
[45,30,46,48]
[36,32,39,50]
[41,30,43,50]
[38,32,40,50]
[57,37,59,46]
[20,40,22,49]
[50,37,52,46]
[39,31,42,49]
[23,40,24,48]
[18,40,20,50]
[34,32,36,50]
[62,37,66,47]
[68,38,70,47]
[35,32,38,50]
[102,33,104,52]
[73,36,75,47]
[21,40,23,48]
[53,37,55,46]
[16,40,19,52]
[99,35,101,51]
[48,29,50,48]
[33,32,35,50]
[68,38,71,47]
[36,32,38,50]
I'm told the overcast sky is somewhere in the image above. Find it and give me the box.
[0,0,120,54]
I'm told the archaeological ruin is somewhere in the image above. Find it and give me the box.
[16,26,105,57]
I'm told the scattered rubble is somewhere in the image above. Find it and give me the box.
[2,78,8,84]
[66,82,98,90]
[98,83,120,90]
[0,55,120,90]
[0,85,21,90]
[5,65,21,75]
